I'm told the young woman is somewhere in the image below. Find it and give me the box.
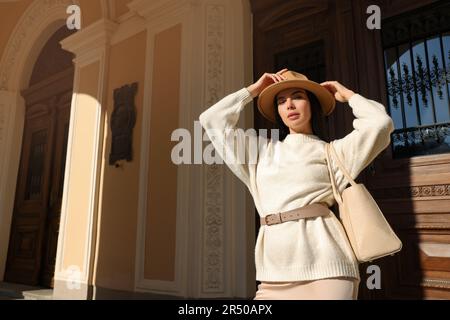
[199,69,395,300]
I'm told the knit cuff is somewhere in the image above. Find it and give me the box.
[238,87,254,104]
[348,93,363,107]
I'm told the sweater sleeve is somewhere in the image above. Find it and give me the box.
[329,93,395,193]
[199,88,262,187]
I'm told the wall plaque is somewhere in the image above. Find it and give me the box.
[109,83,137,166]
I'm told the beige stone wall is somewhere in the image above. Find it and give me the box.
[77,0,103,26]
[94,30,147,291]
[144,24,181,282]
[94,23,182,290]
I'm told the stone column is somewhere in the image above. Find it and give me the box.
[53,19,118,300]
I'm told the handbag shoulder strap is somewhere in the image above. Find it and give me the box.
[325,143,358,205]
[328,142,357,187]
[325,143,343,204]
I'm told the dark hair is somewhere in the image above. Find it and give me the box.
[273,91,327,142]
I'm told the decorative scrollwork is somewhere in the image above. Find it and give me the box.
[386,52,449,109]
[391,123,450,158]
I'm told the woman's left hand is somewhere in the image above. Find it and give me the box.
[320,81,356,103]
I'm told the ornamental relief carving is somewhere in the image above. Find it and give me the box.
[0,0,76,90]
[203,4,225,293]
[0,101,5,147]
[372,184,450,198]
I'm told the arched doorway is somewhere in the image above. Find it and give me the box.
[4,25,75,288]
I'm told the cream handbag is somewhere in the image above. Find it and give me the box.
[325,142,402,263]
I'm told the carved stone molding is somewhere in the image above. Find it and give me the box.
[203,164,224,292]
[251,0,328,31]
[0,90,15,164]
[0,0,77,90]
[60,18,118,59]
[128,0,200,22]
[421,278,450,290]
[203,4,225,294]
[373,184,450,199]
[0,99,5,148]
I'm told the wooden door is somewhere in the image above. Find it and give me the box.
[39,93,72,287]
[4,103,56,286]
[4,24,75,288]
[4,75,72,287]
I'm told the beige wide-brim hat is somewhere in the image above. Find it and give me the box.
[257,70,336,124]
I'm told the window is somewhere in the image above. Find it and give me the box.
[382,1,450,158]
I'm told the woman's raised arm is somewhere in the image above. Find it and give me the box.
[321,81,395,192]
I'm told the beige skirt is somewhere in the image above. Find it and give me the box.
[253,276,360,300]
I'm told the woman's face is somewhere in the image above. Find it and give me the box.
[276,87,313,134]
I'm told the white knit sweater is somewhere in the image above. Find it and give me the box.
[199,87,395,282]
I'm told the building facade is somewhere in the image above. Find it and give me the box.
[0,0,449,299]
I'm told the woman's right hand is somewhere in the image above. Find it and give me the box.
[246,68,288,98]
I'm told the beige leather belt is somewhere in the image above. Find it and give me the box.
[260,202,330,226]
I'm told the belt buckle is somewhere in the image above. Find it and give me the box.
[265,213,282,226]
